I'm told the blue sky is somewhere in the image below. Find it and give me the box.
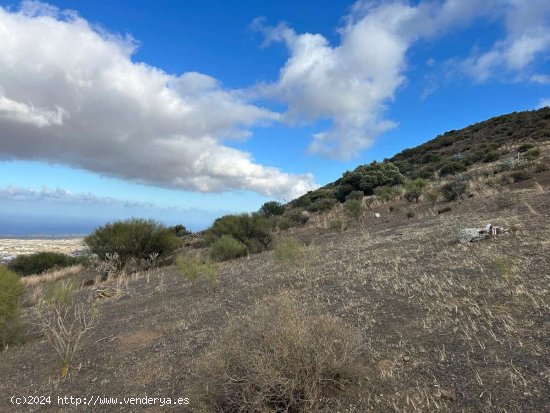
[0,0,549,234]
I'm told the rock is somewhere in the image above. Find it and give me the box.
[438,207,452,215]
[374,213,381,218]
[458,228,489,243]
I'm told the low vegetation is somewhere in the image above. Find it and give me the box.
[175,254,218,285]
[206,213,272,253]
[85,218,179,270]
[192,293,363,412]
[209,235,247,261]
[8,252,86,276]
[273,237,305,265]
[0,266,25,348]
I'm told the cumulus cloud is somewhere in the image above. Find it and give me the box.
[253,0,500,159]
[460,0,550,82]
[537,98,550,108]
[0,185,157,208]
[0,2,315,199]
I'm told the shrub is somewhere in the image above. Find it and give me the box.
[425,189,439,207]
[483,151,500,163]
[518,143,534,152]
[170,224,191,237]
[404,179,427,203]
[341,161,404,195]
[439,162,467,176]
[524,148,541,159]
[192,293,363,412]
[207,213,273,253]
[373,185,401,202]
[210,235,247,261]
[306,197,336,213]
[0,266,25,348]
[259,201,285,217]
[8,252,84,276]
[441,176,468,201]
[334,184,354,202]
[329,219,344,232]
[273,237,304,265]
[346,190,364,201]
[344,199,363,220]
[284,209,309,226]
[275,216,294,230]
[534,162,548,173]
[175,255,218,285]
[85,218,179,269]
[510,170,534,182]
[44,280,78,309]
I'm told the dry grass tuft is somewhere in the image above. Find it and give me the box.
[20,265,83,287]
[192,292,364,412]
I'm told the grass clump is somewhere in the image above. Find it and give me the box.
[8,252,85,277]
[175,255,218,285]
[0,266,26,348]
[492,257,516,280]
[441,175,468,201]
[192,293,363,413]
[210,235,247,261]
[85,218,179,270]
[273,237,305,265]
[344,199,363,221]
[44,280,78,309]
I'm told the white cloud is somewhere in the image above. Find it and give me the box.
[537,98,550,108]
[0,2,315,199]
[253,0,501,159]
[0,185,154,208]
[461,0,550,82]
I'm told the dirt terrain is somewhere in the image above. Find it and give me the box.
[1,183,549,412]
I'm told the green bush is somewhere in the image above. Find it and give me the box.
[483,151,500,163]
[334,184,354,202]
[341,162,404,195]
[275,216,294,230]
[524,148,541,159]
[175,255,218,285]
[441,176,468,201]
[345,190,364,201]
[0,266,25,348]
[373,185,401,202]
[170,224,191,237]
[207,213,273,253]
[404,179,427,203]
[344,199,362,220]
[210,235,247,261]
[518,143,534,152]
[439,162,467,176]
[8,252,84,276]
[306,197,336,213]
[85,218,179,268]
[510,170,534,182]
[259,201,285,217]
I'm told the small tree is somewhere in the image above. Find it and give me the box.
[259,201,285,217]
[85,218,179,270]
[404,179,427,203]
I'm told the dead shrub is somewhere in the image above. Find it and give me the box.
[192,293,363,412]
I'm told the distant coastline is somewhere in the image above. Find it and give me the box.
[0,234,87,240]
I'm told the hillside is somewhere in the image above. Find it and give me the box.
[1,109,549,412]
[291,107,550,209]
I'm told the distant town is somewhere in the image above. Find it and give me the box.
[0,237,86,263]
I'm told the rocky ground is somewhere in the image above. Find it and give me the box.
[0,183,548,412]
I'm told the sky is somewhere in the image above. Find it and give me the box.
[0,0,549,235]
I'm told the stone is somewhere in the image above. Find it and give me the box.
[458,228,489,243]
[374,213,381,218]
